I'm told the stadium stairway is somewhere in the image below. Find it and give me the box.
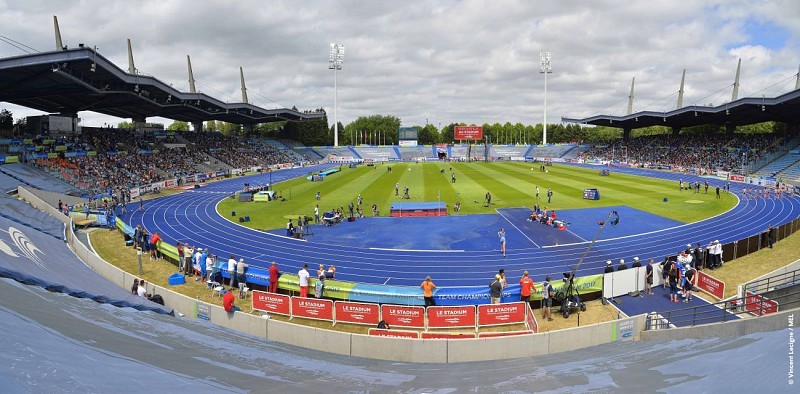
[348,146,363,159]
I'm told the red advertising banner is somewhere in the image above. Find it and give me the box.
[478,302,527,326]
[426,306,476,329]
[745,291,779,316]
[291,297,334,321]
[478,331,533,338]
[729,175,745,182]
[454,126,484,140]
[696,271,726,299]
[421,332,476,339]
[368,329,419,339]
[252,290,291,316]
[335,301,380,325]
[380,305,426,328]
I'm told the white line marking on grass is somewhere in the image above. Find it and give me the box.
[496,208,540,248]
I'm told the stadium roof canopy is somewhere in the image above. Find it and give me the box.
[562,88,800,130]
[0,47,323,124]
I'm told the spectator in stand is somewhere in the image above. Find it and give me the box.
[269,261,280,293]
[420,275,436,307]
[137,279,147,297]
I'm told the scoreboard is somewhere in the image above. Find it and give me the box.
[398,127,418,140]
[583,188,600,200]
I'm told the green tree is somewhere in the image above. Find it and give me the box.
[440,123,456,144]
[0,109,13,130]
[417,124,440,145]
[167,121,190,131]
[117,121,134,129]
[343,114,402,146]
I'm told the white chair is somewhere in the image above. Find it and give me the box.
[211,281,224,298]
[238,282,250,299]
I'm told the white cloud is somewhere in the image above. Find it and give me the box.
[0,0,797,129]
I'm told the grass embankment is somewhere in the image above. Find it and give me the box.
[219,162,736,230]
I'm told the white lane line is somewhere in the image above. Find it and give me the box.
[496,208,540,248]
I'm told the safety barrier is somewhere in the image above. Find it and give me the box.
[251,290,532,333]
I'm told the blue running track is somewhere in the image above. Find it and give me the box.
[126,163,800,289]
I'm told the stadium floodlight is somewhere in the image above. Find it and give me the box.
[329,43,345,147]
[539,51,552,145]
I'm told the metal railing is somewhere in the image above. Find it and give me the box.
[744,268,800,294]
[646,287,800,330]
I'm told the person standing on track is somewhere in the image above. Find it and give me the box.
[498,228,506,257]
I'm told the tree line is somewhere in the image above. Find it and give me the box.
[0,107,788,146]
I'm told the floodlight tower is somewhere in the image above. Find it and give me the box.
[539,51,552,145]
[329,43,345,147]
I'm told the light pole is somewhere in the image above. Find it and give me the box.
[539,51,552,145]
[329,43,345,147]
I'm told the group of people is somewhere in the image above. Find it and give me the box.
[580,133,787,173]
[420,269,556,321]
[30,128,298,198]
[296,263,337,298]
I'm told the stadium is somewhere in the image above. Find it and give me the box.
[2,4,800,392]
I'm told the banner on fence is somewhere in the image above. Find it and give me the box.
[380,305,426,328]
[291,298,334,321]
[334,301,380,325]
[252,290,291,316]
[744,291,779,316]
[478,302,527,327]
[426,305,476,329]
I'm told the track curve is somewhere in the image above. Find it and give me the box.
[127,164,800,287]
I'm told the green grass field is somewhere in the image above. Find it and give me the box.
[217,162,737,230]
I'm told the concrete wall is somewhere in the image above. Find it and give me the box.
[18,186,70,225]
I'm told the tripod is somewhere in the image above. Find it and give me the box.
[557,210,620,318]
[558,271,585,318]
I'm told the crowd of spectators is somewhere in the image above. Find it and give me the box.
[580,134,786,172]
[21,129,300,195]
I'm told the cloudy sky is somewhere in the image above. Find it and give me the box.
[1,0,799,129]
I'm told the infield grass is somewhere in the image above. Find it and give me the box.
[218,162,736,231]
